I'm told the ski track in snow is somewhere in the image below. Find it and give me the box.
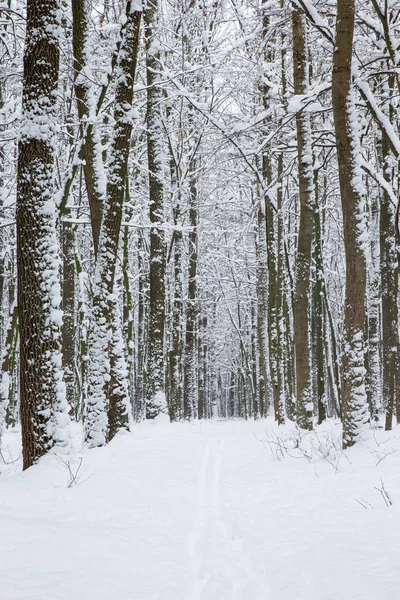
[188,438,268,600]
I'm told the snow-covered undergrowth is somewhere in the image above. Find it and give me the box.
[1,417,400,600]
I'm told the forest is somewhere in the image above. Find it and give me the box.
[1,1,400,598]
[1,0,398,463]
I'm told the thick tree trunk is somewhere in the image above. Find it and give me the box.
[85,4,141,446]
[292,6,314,430]
[17,0,70,469]
[332,0,368,448]
[144,0,167,418]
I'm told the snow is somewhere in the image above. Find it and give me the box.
[1,418,400,600]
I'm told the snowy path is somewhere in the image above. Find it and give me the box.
[1,418,400,599]
[187,439,267,600]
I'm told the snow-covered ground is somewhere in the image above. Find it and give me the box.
[1,417,400,600]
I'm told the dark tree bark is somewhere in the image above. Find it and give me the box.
[17,0,70,469]
[85,3,142,446]
[144,0,167,418]
[381,128,398,430]
[313,184,326,424]
[134,228,147,421]
[255,194,268,419]
[183,175,199,419]
[168,201,184,421]
[292,6,314,430]
[62,220,76,416]
[72,0,105,257]
[332,0,368,448]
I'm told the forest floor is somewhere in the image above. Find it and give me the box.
[1,417,400,600]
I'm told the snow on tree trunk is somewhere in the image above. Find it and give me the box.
[144,0,167,419]
[0,304,18,436]
[72,0,106,258]
[168,199,184,422]
[107,283,131,441]
[17,0,71,469]
[292,6,314,431]
[183,175,199,420]
[256,198,269,419]
[332,0,368,448]
[85,3,142,447]
[381,128,398,429]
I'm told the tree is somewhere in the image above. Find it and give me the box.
[144,0,167,418]
[292,4,314,430]
[85,2,142,446]
[17,0,70,469]
[332,0,368,448]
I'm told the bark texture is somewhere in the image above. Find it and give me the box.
[72,0,105,257]
[144,0,167,418]
[183,176,199,419]
[332,0,368,448]
[17,0,70,469]
[292,6,314,430]
[85,4,141,446]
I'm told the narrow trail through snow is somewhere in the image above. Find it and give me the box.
[187,438,267,600]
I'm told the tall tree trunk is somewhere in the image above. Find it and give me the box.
[332,0,368,448]
[168,202,184,421]
[313,174,326,423]
[75,237,88,421]
[144,0,167,418]
[183,175,198,419]
[261,7,281,424]
[198,314,207,419]
[166,114,183,421]
[17,0,70,469]
[134,228,147,421]
[292,6,314,430]
[72,0,105,256]
[379,96,398,429]
[0,304,18,431]
[62,219,76,416]
[367,184,381,421]
[122,191,135,409]
[256,187,269,418]
[0,82,4,356]
[85,3,142,446]
[107,283,130,441]
[276,152,288,421]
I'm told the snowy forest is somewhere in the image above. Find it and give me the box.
[1,0,400,461]
[1,1,400,598]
